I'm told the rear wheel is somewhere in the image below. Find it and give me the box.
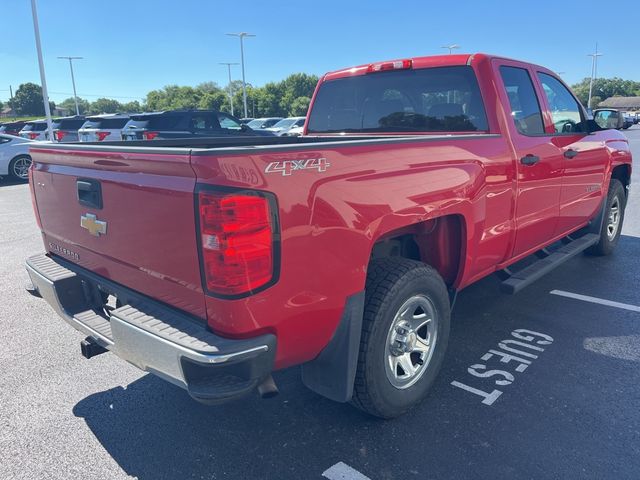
[351,258,450,418]
[586,179,626,256]
[8,155,32,181]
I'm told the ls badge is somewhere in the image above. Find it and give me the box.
[80,213,107,237]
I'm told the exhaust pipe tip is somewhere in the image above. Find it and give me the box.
[257,375,279,399]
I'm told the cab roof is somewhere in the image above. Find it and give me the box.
[322,53,548,81]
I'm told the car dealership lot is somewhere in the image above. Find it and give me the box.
[1,127,639,480]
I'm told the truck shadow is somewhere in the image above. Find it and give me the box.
[72,235,640,480]
[0,177,27,187]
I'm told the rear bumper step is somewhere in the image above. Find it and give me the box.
[25,253,276,404]
[500,234,599,294]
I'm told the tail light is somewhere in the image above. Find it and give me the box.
[55,130,66,142]
[28,132,39,140]
[197,188,279,297]
[96,131,111,141]
[367,59,412,73]
[143,131,159,140]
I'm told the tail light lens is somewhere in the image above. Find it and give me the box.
[28,132,39,140]
[367,59,412,73]
[143,131,159,140]
[54,130,66,142]
[96,131,111,141]
[197,189,278,296]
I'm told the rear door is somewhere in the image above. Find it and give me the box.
[30,145,206,319]
[495,61,563,257]
[533,71,607,236]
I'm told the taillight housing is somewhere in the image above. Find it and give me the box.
[28,132,39,140]
[96,131,111,141]
[196,187,279,297]
[367,59,412,73]
[54,130,66,142]
[143,131,159,140]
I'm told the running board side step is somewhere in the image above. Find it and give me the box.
[500,234,599,294]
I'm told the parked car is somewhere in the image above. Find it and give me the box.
[78,114,130,142]
[281,125,304,137]
[593,109,625,130]
[245,117,283,130]
[0,121,27,137]
[0,134,33,180]
[19,119,57,141]
[265,117,306,136]
[51,115,86,142]
[25,53,632,419]
[121,110,274,140]
[622,113,634,129]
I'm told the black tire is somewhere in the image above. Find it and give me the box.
[351,257,450,418]
[586,179,626,256]
[8,155,32,181]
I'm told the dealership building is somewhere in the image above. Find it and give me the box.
[598,96,640,111]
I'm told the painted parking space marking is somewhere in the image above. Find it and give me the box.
[550,289,640,313]
[451,329,553,405]
[323,462,371,480]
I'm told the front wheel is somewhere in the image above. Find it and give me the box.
[8,155,32,181]
[351,258,450,418]
[586,179,626,256]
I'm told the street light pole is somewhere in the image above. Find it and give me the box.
[587,43,603,109]
[226,32,255,118]
[219,62,239,116]
[30,0,54,140]
[441,44,460,54]
[58,56,83,115]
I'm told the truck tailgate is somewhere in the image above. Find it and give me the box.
[30,146,206,319]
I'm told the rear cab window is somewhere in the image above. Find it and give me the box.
[499,66,545,136]
[307,66,489,134]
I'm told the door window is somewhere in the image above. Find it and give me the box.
[537,73,584,133]
[499,66,545,135]
[217,113,241,130]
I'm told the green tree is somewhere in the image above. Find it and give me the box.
[198,90,227,111]
[90,98,123,114]
[571,77,640,106]
[121,100,142,113]
[289,96,311,116]
[59,97,90,115]
[8,82,52,115]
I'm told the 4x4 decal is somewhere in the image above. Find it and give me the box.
[265,157,330,176]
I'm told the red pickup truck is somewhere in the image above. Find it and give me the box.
[25,53,632,418]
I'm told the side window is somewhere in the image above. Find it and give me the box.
[0,137,10,145]
[190,114,220,131]
[217,113,241,130]
[537,73,584,133]
[499,66,545,135]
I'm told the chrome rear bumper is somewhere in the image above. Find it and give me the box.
[26,253,276,404]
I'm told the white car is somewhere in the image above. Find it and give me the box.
[78,114,130,142]
[265,117,305,136]
[19,119,56,141]
[0,134,34,181]
[282,125,304,137]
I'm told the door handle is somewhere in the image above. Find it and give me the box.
[520,154,540,166]
[564,149,579,159]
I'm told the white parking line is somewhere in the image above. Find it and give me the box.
[550,290,640,313]
[323,462,371,480]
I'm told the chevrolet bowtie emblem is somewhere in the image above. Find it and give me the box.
[80,213,107,237]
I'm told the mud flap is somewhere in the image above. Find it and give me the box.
[301,291,365,402]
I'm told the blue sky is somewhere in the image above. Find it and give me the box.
[2,0,638,104]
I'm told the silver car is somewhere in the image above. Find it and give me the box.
[78,114,130,142]
[265,117,305,136]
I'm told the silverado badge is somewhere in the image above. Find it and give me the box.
[80,213,107,237]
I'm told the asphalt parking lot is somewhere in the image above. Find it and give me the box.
[1,127,639,480]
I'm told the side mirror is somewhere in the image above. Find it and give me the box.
[593,109,623,130]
